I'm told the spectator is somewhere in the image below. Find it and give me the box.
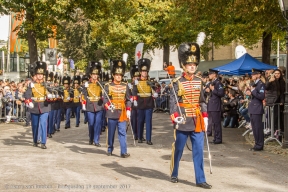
[223,89,239,128]
[239,89,252,129]
[3,86,13,123]
[164,62,175,78]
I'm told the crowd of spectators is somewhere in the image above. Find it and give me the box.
[0,78,31,123]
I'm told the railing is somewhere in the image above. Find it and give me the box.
[241,104,283,146]
[0,99,27,123]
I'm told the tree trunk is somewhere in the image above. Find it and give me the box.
[26,8,38,64]
[262,31,272,64]
[163,44,170,69]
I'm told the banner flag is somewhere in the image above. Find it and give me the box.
[135,43,144,65]
[10,12,23,53]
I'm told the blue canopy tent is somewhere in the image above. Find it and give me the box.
[212,53,277,75]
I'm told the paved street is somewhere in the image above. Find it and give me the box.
[0,113,288,192]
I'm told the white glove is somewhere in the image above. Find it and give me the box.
[82,104,86,111]
[134,79,139,85]
[133,100,138,107]
[130,97,133,102]
[84,82,89,88]
[26,102,34,109]
[174,116,184,124]
[153,92,158,98]
[108,103,115,111]
[128,83,132,89]
[66,97,70,101]
[47,94,53,99]
[30,82,34,88]
[203,117,208,131]
[126,110,131,119]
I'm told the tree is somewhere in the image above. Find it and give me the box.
[0,0,79,64]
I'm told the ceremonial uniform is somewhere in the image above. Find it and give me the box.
[169,43,211,189]
[24,61,51,149]
[81,62,104,146]
[129,65,140,140]
[104,60,131,157]
[81,75,89,125]
[46,72,56,137]
[207,69,225,144]
[248,69,265,151]
[132,59,156,145]
[72,75,82,127]
[52,74,63,132]
[62,76,74,129]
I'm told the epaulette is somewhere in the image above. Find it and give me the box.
[172,76,181,83]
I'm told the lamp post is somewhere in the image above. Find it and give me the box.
[24,53,30,77]
[278,0,288,148]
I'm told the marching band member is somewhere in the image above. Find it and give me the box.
[169,43,211,189]
[46,72,56,138]
[62,75,74,129]
[81,62,104,146]
[129,65,140,140]
[104,60,131,158]
[81,75,89,125]
[53,74,63,132]
[24,61,51,149]
[132,58,157,145]
[72,75,82,127]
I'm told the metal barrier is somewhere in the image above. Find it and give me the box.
[153,94,170,113]
[264,104,282,146]
[242,104,283,146]
[0,99,27,123]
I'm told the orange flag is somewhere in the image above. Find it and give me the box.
[10,12,23,53]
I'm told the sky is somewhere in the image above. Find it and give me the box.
[0,15,9,41]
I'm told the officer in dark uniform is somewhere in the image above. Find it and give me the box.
[248,68,265,151]
[132,59,157,145]
[24,61,51,149]
[169,43,211,189]
[81,62,104,146]
[72,75,82,127]
[62,75,74,129]
[104,60,131,158]
[129,65,140,140]
[207,69,225,144]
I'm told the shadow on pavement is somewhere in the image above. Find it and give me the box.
[101,161,196,187]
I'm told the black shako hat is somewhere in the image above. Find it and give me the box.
[178,42,200,67]
[73,75,81,84]
[87,61,101,75]
[130,65,140,78]
[111,60,126,76]
[62,75,71,85]
[138,58,151,72]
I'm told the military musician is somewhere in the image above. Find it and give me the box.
[104,60,131,158]
[169,43,211,189]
